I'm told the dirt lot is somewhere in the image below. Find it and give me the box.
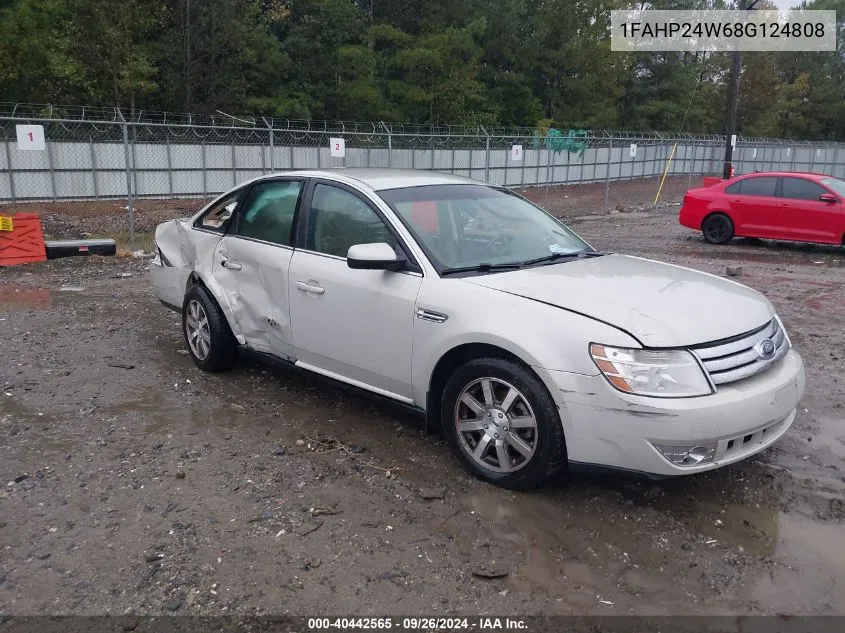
[1,177,844,618]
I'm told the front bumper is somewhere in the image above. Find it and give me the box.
[542,349,805,476]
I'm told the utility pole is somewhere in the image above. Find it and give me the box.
[723,0,760,179]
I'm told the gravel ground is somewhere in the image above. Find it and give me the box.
[1,177,844,619]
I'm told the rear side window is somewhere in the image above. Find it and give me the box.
[735,177,777,197]
[234,180,303,246]
[725,182,741,194]
[781,177,827,201]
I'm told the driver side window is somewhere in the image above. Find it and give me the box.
[306,184,396,257]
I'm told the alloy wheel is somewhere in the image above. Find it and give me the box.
[454,377,538,473]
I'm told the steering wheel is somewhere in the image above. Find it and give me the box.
[484,233,514,258]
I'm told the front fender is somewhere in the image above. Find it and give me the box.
[411,279,640,409]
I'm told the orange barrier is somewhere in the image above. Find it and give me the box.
[0,213,48,266]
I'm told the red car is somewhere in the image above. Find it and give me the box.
[679,172,845,246]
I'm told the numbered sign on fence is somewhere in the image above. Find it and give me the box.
[330,137,346,158]
[629,143,637,158]
[731,134,737,148]
[510,145,523,161]
[16,125,46,151]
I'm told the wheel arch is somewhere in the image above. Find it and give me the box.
[184,271,244,344]
[425,341,556,432]
[701,209,734,230]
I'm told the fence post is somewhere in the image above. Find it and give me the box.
[268,121,275,172]
[89,137,99,198]
[519,137,525,187]
[131,124,139,202]
[482,126,490,182]
[604,137,612,212]
[201,140,208,196]
[166,136,174,198]
[231,141,237,187]
[380,122,392,168]
[834,147,841,178]
[45,125,57,201]
[118,110,136,251]
[5,138,16,202]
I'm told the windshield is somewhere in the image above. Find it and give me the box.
[378,185,592,273]
[821,178,845,198]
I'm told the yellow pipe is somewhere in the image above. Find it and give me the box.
[653,143,678,207]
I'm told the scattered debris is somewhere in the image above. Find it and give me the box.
[107,361,135,370]
[726,265,743,277]
[470,564,509,579]
[144,553,164,563]
[310,506,341,517]
[293,521,324,536]
[13,474,29,483]
[175,470,186,480]
[230,403,248,414]
[418,487,447,500]
[165,599,183,612]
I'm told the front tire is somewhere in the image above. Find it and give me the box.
[702,213,735,244]
[441,358,566,490]
[182,284,238,372]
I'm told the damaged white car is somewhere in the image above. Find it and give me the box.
[151,169,805,489]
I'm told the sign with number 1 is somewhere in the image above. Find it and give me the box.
[16,125,46,151]
[330,137,346,158]
[511,145,523,162]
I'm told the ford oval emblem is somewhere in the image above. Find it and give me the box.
[754,339,776,360]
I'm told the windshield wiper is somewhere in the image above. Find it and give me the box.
[521,250,606,267]
[440,262,523,276]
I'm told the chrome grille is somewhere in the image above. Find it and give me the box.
[692,318,789,386]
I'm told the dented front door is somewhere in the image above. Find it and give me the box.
[213,237,294,357]
[211,179,304,359]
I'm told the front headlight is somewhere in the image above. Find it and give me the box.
[589,343,713,398]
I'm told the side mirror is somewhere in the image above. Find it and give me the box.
[820,193,838,203]
[347,243,406,272]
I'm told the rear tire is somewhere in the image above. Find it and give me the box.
[702,213,735,244]
[441,357,566,490]
[182,284,238,372]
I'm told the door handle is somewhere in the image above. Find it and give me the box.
[295,281,325,295]
[221,259,242,271]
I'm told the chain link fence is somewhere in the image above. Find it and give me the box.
[2,103,844,208]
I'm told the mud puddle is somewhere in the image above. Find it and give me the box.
[752,513,845,613]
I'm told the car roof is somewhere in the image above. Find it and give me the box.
[257,168,489,191]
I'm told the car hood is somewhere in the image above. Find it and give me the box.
[461,254,773,347]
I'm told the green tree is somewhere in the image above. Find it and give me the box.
[0,0,83,103]
[157,0,289,113]
[66,0,166,107]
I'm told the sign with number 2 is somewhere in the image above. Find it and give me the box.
[330,137,346,158]
[16,124,46,151]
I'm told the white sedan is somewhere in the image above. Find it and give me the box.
[151,169,805,489]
